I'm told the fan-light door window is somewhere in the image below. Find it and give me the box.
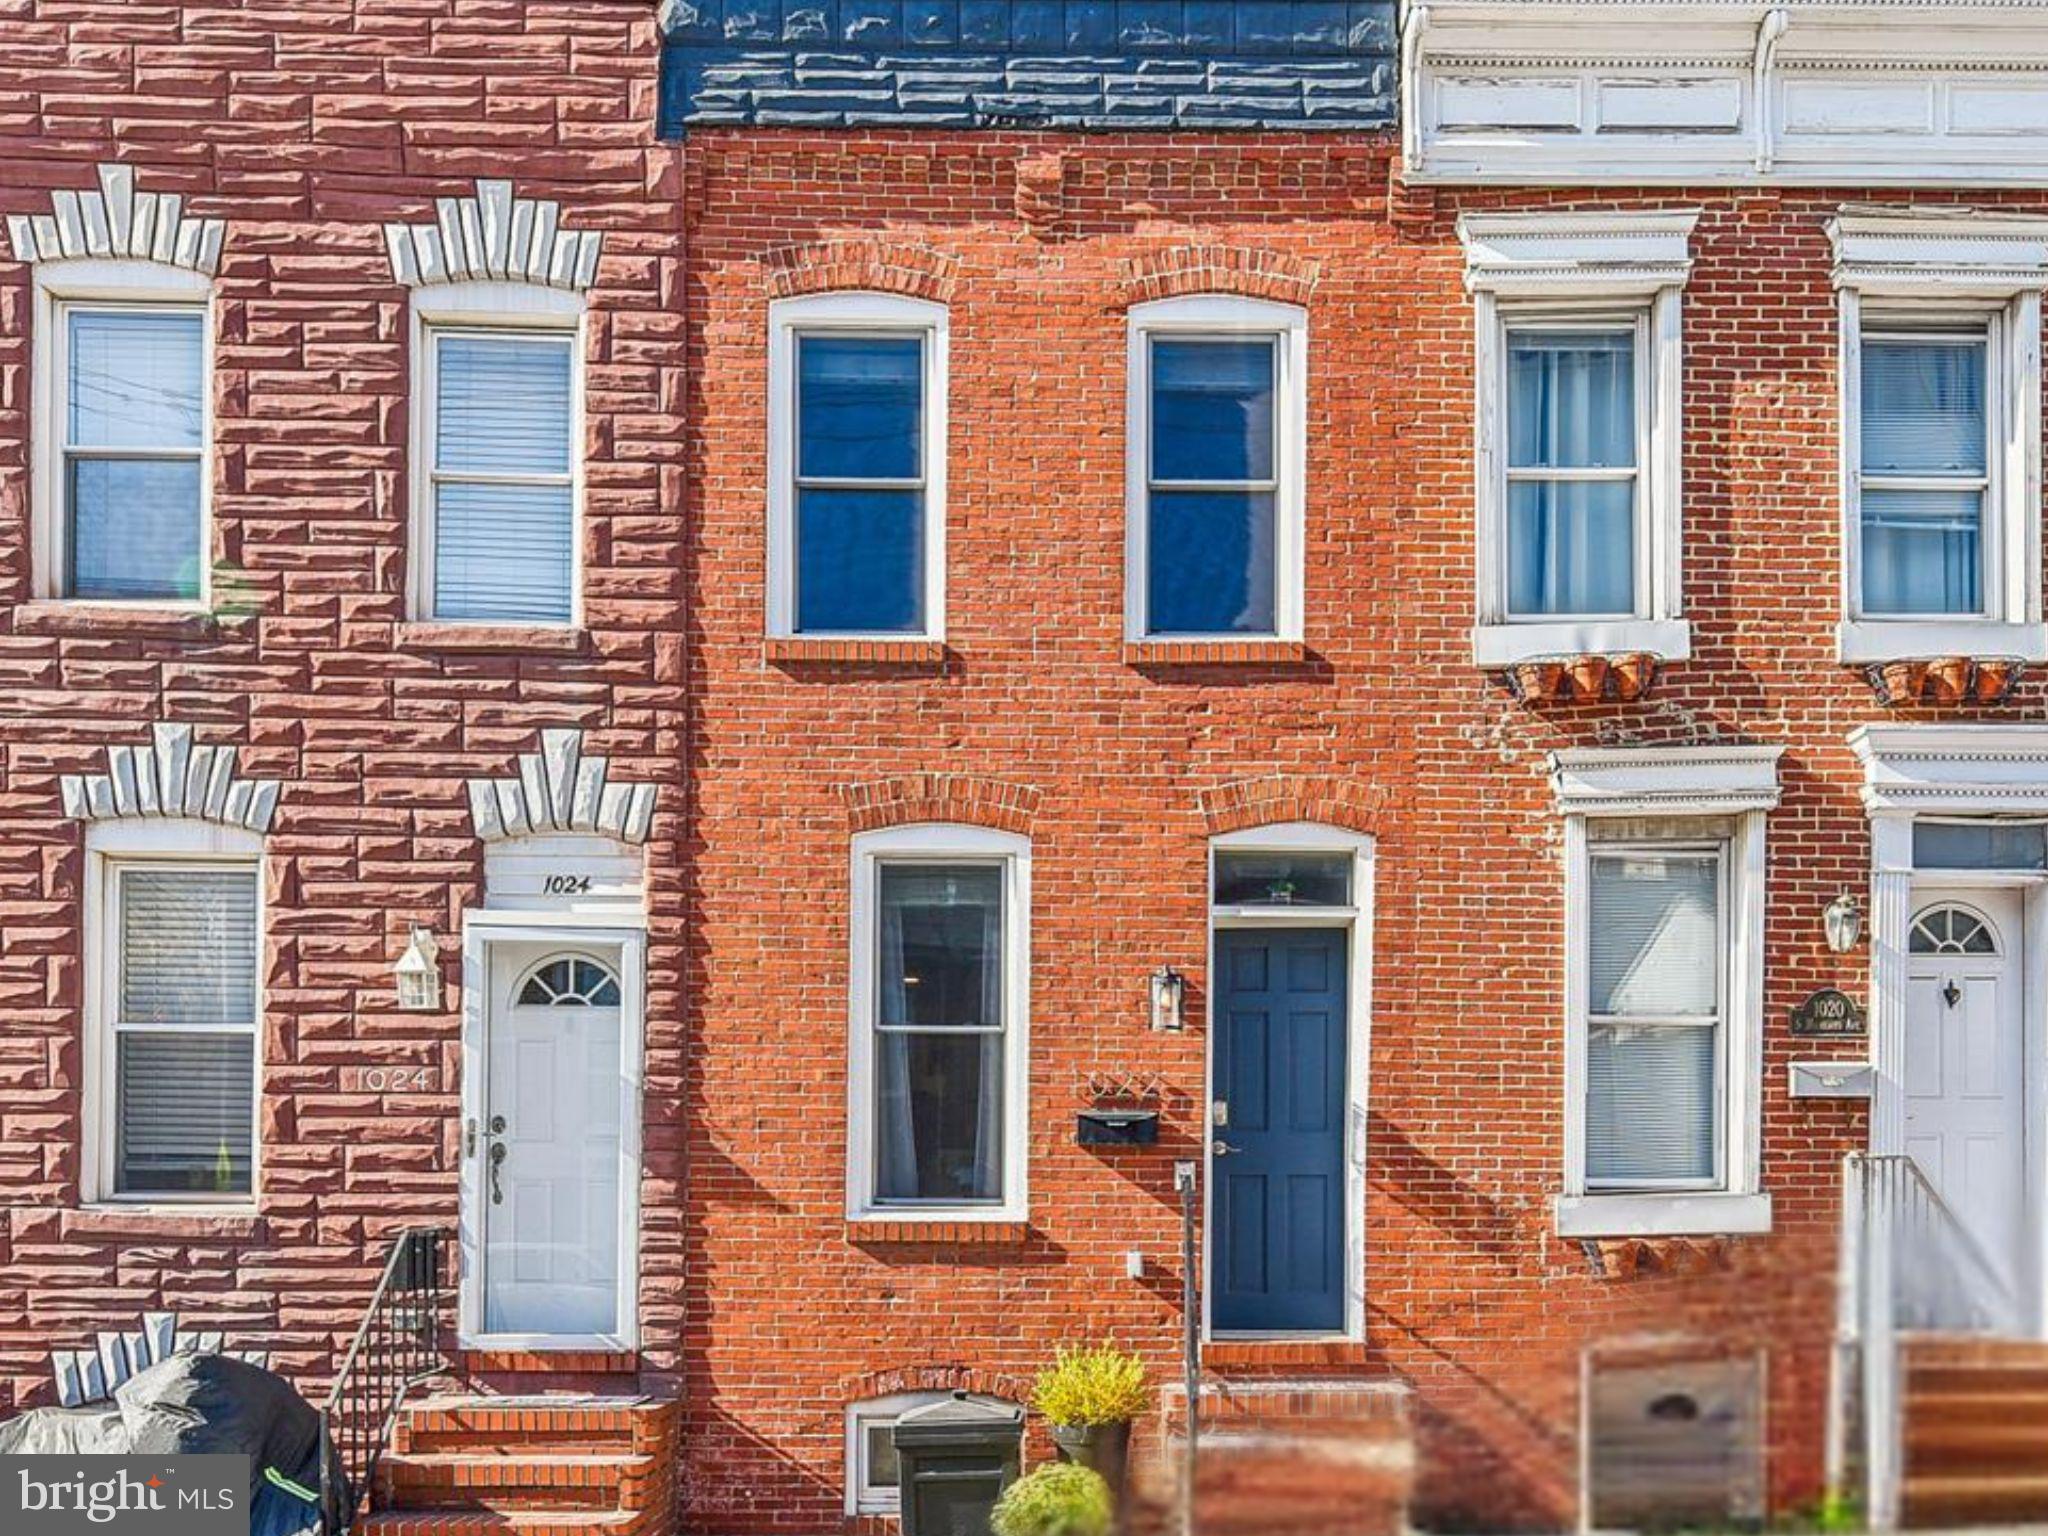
[1504,322,1642,620]
[107,865,259,1199]
[59,306,207,602]
[1857,329,1991,618]
[1584,846,1725,1190]
[425,328,577,625]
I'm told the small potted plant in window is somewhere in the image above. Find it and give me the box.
[1030,1343,1151,1499]
[992,1463,1114,1536]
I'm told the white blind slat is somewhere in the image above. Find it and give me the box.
[117,1031,254,1195]
[1589,852,1718,1016]
[120,867,259,1026]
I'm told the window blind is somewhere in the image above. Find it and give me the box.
[65,309,205,602]
[1586,851,1721,1187]
[1860,336,1986,616]
[114,866,258,1196]
[432,332,575,624]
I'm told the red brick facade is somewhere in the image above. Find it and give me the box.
[1,4,2038,1534]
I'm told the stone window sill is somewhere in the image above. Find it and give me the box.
[1473,618,1690,668]
[397,621,588,655]
[65,1205,265,1240]
[15,602,220,640]
[1837,618,2048,666]
[1123,638,1307,666]
[1554,1191,1771,1240]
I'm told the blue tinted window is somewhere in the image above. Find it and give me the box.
[795,334,927,634]
[1146,337,1279,636]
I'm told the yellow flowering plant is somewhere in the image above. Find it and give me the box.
[1029,1342,1152,1428]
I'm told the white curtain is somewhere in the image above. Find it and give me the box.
[1506,330,1635,617]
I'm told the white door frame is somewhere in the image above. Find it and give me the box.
[1203,822,1375,1343]
[458,910,646,1351]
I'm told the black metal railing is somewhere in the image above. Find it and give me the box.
[320,1227,453,1535]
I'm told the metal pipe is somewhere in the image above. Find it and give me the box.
[1176,1160,1200,1536]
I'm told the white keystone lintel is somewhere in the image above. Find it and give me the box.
[1550,744,1786,818]
[384,178,603,293]
[467,728,658,845]
[1459,210,1699,297]
[1829,208,2048,297]
[60,723,279,833]
[4,163,225,275]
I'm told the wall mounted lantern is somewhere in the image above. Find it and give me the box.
[1149,965,1185,1033]
[1823,893,1864,955]
[395,926,443,1012]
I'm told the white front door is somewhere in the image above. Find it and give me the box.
[479,942,625,1340]
[1905,894,2028,1305]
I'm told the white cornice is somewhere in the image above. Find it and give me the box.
[1829,208,2048,296]
[1458,211,1698,297]
[60,722,279,833]
[3,164,224,275]
[467,728,658,845]
[383,179,602,293]
[1550,744,1786,817]
[1852,724,2048,814]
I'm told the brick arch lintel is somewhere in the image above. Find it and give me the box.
[1119,245,1320,308]
[765,239,958,304]
[1198,775,1384,838]
[842,774,1041,835]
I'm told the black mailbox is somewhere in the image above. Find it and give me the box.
[890,1391,1024,1536]
[1077,1109,1159,1146]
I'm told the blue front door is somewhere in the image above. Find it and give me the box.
[1212,928,1348,1334]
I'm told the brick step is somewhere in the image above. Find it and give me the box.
[1904,1337,2048,1371]
[1910,1366,2048,1398]
[395,1397,661,1456]
[1907,1421,2048,1474]
[379,1452,652,1513]
[1902,1473,2048,1528]
[1905,1391,2048,1432]
[1124,1433,1412,1536]
[358,1514,645,1536]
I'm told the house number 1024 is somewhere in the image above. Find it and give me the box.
[543,873,594,895]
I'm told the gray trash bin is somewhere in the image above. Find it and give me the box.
[889,1390,1025,1536]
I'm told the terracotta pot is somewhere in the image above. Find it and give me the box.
[1567,654,1611,701]
[1510,660,1567,704]
[1976,658,2024,703]
[1610,652,1658,702]
[1924,655,1972,706]
[1877,659,1927,707]
[1052,1419,1132,1500]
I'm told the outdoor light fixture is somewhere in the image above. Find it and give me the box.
[1149,965,1186,1033]
[395,926,442,1012]
[1823,893,1864,955]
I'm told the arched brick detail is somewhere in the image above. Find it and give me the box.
[1198,775,1384,836]
[842,774,1041,835]
[840,1362,1032,1407]
[1119,245,1320,307]
[765,239,958,303]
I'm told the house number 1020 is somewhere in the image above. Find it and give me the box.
[543,873,594,895]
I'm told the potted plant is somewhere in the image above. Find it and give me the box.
[992,1463,1114,1536]
[1030,1343,1151,1497]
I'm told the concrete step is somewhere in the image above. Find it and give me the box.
[379,1452,652,1513]
[394,1397,661,1456]
[1903,1473,2048,1528]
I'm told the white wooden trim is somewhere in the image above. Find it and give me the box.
[845,1391,957,1517]
[1124,295,1308,644]
[767,292,949,643]
[82,823,265,1207]
[1204,822,1375,1342]
[32,261,216,608]
[1852,724,2048,815]
[406,288,585,627]
[457,918,645,1351]
[845,823,1030,1223]
[1550,745,1785,818]
[1459,222,1694,664]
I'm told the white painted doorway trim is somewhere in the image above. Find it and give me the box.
[1204,822,1375,1343]
[458,911,646,1351]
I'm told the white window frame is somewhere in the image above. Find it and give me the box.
[406,280,587,628]
[767,292,949,643]
[1124,295,1307,644]
[1837,293,2044,663]
[1460,213,1695,667]
[31,259,216,608]
[845,1390,955,1517]
[1550,746,1779,1239]
[81,819,264,1208]
[846,823,1029,1224]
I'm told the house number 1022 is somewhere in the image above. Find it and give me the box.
[542,873,594,895]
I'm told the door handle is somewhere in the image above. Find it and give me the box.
[488,1140,507,1204]
[1210,1139,1242,1158]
